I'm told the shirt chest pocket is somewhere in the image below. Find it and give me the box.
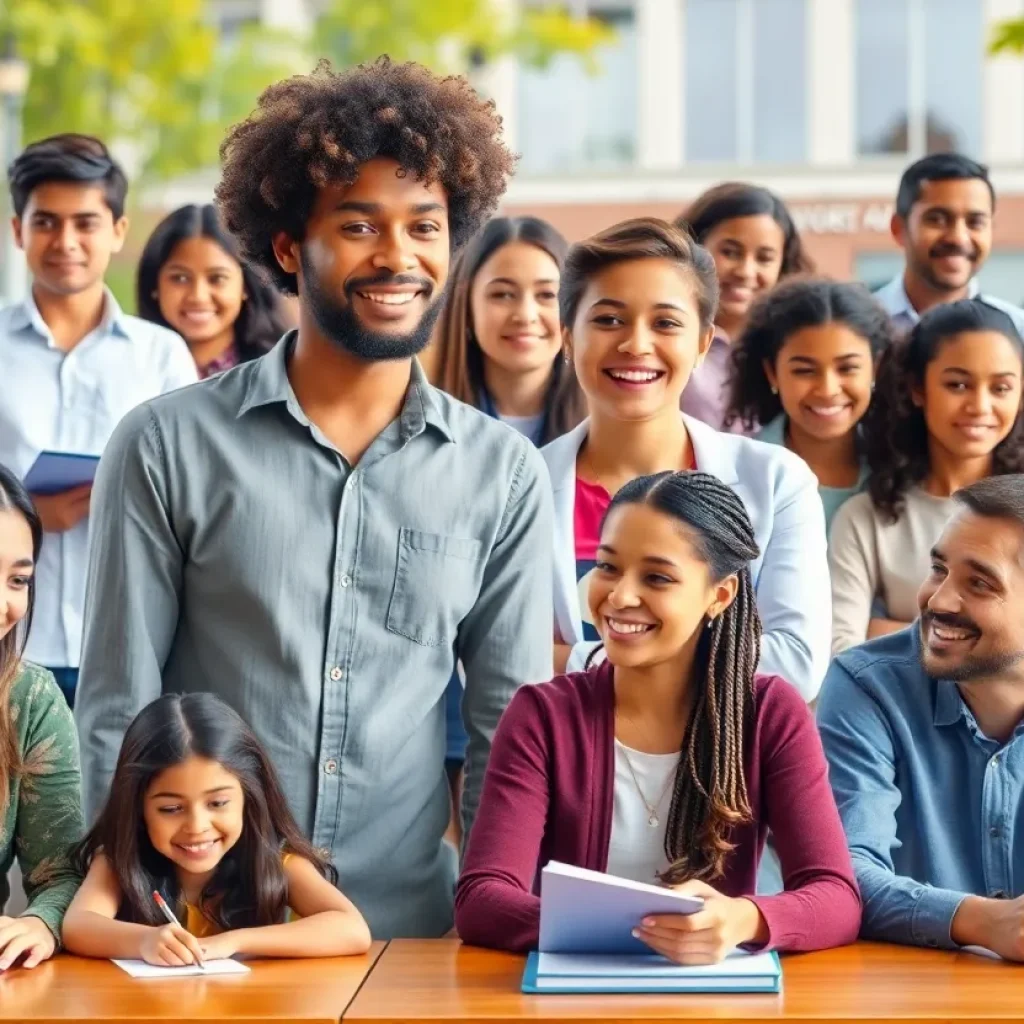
[386,528,485,647]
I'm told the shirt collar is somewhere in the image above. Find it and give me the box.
[933,678,965,728]
[238,332,455,444]
[881,274,981,326]
[8,286,130,342]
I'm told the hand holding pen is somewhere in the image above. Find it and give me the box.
[142,891,207,971]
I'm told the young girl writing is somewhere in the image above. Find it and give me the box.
[725,279,891,535]
[829,298,1024,653]
[676,183,814,432]
[137,204,292,379]
[63,692,371,965]
[544,218,829,702]
[455,471,860,959]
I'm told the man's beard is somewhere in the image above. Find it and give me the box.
[919,612,1024,682]
[300,249,444,362]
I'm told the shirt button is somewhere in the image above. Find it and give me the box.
[991,756,1001,767]
[990,826,1003,838]
[317,847,331,860]
[324,759,338,775]
[329,666,343,682]
[340,574,352,588]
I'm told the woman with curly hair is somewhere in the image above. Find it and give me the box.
[675,183,814,432]
[75,58,555,941]
[725,279,891,535]
[829,298,1024,654]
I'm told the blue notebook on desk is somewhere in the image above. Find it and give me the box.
[524,862,781,994]
[522,949,782,994]
[23,451,100,495]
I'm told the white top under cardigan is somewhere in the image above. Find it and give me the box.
[541,415,831,703]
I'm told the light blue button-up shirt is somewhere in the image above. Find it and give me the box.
[818,626,1024,949]
[874,274,1024,337]
[0,288,197,667]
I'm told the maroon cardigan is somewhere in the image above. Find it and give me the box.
[455,662,861,953]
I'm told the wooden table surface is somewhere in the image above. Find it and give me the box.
[0,941,385,1024]
[344,939,1024,1024]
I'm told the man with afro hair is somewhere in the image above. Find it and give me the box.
[76,59,555,940]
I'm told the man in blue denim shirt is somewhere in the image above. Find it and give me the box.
[819,475,1024,959]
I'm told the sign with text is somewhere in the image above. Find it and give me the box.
[790,202,894,236]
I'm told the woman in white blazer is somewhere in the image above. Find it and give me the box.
[543,218,830,702]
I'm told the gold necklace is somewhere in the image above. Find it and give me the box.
[617,742,679,828]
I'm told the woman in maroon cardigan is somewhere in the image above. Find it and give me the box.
[455,471,860,963]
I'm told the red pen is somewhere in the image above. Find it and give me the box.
[152,890,206,971]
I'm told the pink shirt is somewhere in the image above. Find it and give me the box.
[681,333,753,434]
[455,661,860,953]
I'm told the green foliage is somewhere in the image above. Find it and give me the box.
[3,0,608,183]
[314,0,611,73]
[990,17,1024,54]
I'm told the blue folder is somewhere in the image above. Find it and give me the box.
[23,451,101,496]
[522,949,782,994]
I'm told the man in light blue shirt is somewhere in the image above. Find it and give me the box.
[874,154,1024,337]
[819,475,1024,959]
[0,135,196,706]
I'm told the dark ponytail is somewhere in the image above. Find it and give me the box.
[601,470,762,883]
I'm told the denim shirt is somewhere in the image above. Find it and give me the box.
[818,627,1024,949]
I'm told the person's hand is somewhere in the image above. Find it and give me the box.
[0,915,57,971]
[632,879,768,965]
[138,923,206,967]
[31,485,92,533]
[199,931,241,962]
[954,895,1024,961]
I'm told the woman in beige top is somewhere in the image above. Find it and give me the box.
[829,298,1024,654]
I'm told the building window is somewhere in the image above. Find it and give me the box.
[855,0,983,157]
[517,9,637,175]
[684,0,807,164]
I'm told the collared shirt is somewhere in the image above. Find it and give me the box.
[680,332,752,435]
[76,334,554,939]
[198,344,240,379]
[0,288,197,667]
[818,626,1024,950]
[873,274,1024,337]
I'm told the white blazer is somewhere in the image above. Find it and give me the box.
[541,414,830,702]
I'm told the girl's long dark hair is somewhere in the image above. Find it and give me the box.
[592,470,762,884]
[0,464,42,817]
[866,298,1024,522]
[725,278,893,432]
[72,693,335,930]
[136,204,290,364]
[434,216,585,445]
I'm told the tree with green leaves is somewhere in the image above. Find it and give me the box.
[3,0,609,183]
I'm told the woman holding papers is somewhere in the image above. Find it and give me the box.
[455,470,860,961]
[0,464,84,972]
[543,219,829,702]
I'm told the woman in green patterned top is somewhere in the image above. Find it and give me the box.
[0,463,84,971]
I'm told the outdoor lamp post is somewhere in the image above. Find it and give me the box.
[0,33,29,306]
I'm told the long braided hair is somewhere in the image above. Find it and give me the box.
[596,470,763,884]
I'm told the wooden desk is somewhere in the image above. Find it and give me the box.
[0,942,385,1024]
[344,940,1022,1024]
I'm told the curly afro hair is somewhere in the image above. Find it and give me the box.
[216,57,517,295]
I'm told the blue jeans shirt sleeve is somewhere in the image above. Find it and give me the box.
[818,659,967,949]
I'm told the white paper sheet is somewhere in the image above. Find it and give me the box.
[111,957,250,978]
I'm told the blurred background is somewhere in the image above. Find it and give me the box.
[5,0,1024,309]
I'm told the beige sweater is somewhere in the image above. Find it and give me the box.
[828,487,956,655]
